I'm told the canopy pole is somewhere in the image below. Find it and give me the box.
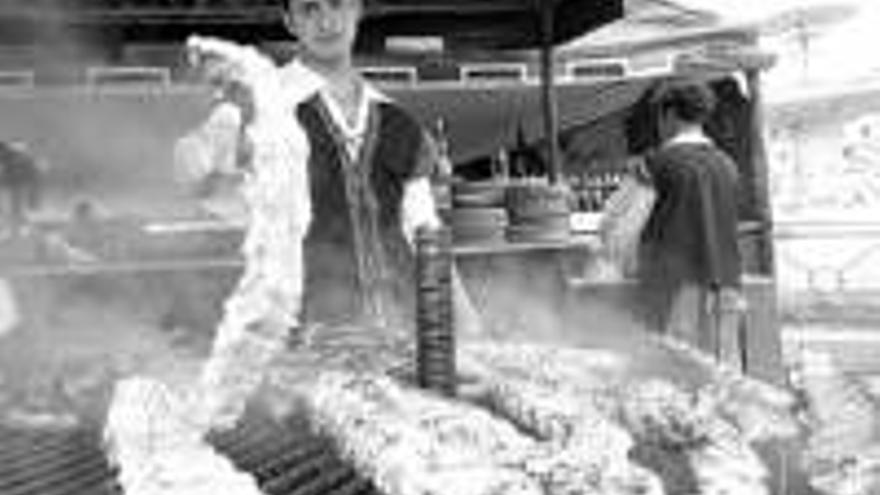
[745,68,775,276]
[539,0,561,183]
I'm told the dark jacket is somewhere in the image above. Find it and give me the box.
[639,141,742,289]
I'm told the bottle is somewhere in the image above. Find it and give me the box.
[495,147,510,182]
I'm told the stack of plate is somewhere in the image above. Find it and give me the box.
[415,228,457,397]
[505,181,572,243]
[449,181,508,244]
[449,207,508,244]
[452,181,507,208]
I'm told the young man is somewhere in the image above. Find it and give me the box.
[182,0,480,362]
[638,79,745,368]
[176,0,484,428]
[280,0,448,331]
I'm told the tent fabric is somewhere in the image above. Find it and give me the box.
[387,79,653,164]
[373,0,798,165]
[558,0,856,58]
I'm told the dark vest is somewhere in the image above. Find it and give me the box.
[296,95,428,329]
[640,142,742,289]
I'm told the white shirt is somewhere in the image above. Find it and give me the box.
[318,82,389,161]
[665,127,713,147]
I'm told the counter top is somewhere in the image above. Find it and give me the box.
[0,236,603,277]
[453,233,600,256]
[0,217,763,277]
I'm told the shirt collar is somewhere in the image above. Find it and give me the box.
[665,127,712,147]
[319,79,390,140]
[278,59,326,106]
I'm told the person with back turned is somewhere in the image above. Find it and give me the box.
[638,79,746,368]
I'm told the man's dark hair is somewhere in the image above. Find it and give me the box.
[277,0,371,12]
[655,79,717,125]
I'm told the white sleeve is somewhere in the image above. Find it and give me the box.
[401,177,442,245]
[173,102,243,184]
[0,278,19,338]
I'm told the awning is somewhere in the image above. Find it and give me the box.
[0,0,625,50]
[359,0,624,52]
[386,79,652,164]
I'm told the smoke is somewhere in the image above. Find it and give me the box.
[16,1,113,78]
[0,81,215,220]
[461,258,651,351]
[0,2,232,424]
[0,0,221,218]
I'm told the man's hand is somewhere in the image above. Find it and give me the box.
[401,178,442,245]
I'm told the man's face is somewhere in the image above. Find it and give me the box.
[284,0,362,63]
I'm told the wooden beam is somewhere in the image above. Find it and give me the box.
[746,68,775,277]
[367,0,529,17]
[539,0,561,183]
[0,0,621,50]
[0,0,530,21]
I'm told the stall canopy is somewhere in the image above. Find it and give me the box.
[383,0,810,165]
[557,0,857,63]
[359,0,626,52]
[381,1,859,165]
[0,0,625,49]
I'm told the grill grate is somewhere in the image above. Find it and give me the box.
[0,426,118,495]
[0,409,383,495]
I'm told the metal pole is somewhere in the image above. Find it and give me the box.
[745,68,775,277]
[539,0,561,183]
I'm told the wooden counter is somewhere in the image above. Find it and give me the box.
[453,233,600,257]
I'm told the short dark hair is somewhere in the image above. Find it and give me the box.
[655,79,716,124]
[278,0,370,13]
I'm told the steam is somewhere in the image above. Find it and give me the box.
[0,2,223,426]
[23,1,109,77]
[0,1,218,220]
[0,81,212,220]
[464,266,649,350]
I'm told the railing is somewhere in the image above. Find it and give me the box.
[85,66,171,88]
[775,220,880,294]
[0,69,34,89]
[358,66,418,86]
[460,63,528,85]
[563,58,629,82]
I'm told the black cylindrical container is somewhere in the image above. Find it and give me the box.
[415,226,456,397]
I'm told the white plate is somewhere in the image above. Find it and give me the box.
[570,212,604,233]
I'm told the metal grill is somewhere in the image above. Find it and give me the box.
[0,426,115,495]
[210,413,381,495]
[0,410,383,495]
[0,212,455,495]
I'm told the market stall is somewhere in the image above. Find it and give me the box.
[0,1,860,495]
[368,27,782,384]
